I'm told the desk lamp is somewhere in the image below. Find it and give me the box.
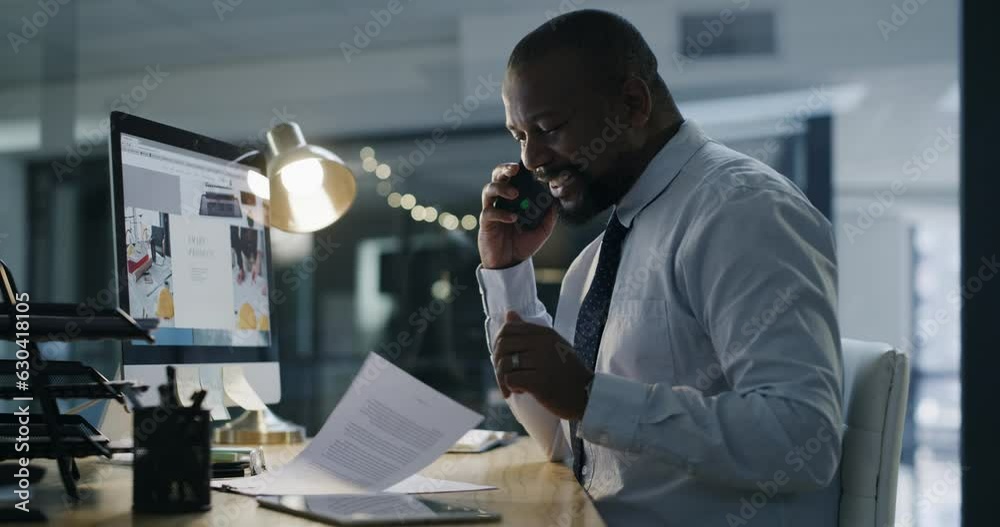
[263,122,357,233]
[215,122,356,445]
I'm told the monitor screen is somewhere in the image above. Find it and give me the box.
[112,115,279,367]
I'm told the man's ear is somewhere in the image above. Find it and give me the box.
[621,75,653,129]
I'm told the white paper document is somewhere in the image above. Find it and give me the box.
[212,352,494,496]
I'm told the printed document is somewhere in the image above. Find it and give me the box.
[212,352,493,495]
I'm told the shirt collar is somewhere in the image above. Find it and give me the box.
[614,120,711,228]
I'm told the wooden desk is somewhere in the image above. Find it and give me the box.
[23,437,606,526]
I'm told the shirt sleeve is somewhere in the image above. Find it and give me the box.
[477,259,570,462]
[579,185,843,491]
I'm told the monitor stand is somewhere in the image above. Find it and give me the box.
[212,364,305,444]
[213,407,305,445]
[99,365,305,445]
[99,398,306,446]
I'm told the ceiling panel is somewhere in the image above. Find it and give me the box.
[1,0,478,89]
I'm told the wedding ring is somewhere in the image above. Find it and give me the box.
[511,353,520,369]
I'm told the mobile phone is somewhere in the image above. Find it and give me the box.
[491,162,554,231]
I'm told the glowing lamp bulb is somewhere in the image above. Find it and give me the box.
[280,158,324,194]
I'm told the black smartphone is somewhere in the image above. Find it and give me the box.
[492,162,554,231]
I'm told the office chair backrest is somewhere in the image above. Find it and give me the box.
[838,338,910,527]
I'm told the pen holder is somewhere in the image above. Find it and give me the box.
[133,405,212,513]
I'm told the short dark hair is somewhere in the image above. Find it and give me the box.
[507,9,670,103]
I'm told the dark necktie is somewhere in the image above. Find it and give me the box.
[570,212,630,483]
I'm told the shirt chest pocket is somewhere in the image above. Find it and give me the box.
[597,299,674,383]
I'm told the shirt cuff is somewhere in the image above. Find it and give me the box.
[579,372,648,453]
[476,259,540,317]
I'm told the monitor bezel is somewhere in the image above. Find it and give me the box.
[109,111,279,366]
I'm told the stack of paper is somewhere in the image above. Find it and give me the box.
[212,353,495,496]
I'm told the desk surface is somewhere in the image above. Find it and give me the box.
[25,437,606,526]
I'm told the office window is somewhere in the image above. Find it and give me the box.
[896,214,961,526]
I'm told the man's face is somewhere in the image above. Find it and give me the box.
[503,53,631,225]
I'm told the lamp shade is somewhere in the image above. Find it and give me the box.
[265,122,357,233]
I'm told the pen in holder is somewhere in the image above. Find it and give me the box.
[133,366,212,513]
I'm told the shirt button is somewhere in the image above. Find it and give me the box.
[581,465,589,476]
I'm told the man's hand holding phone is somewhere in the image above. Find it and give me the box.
[479,162,557,270]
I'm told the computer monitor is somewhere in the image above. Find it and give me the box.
[109,111,280,407]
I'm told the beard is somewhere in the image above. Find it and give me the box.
[545,166,626,226]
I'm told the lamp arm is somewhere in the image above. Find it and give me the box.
[230,150,261,165]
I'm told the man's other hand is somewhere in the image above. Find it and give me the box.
[493,311,594,420]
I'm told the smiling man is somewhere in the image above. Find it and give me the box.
[476,9,844,526]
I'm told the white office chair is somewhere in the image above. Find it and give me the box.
[838,338,911,527]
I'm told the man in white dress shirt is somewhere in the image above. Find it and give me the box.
[476,10,843,526]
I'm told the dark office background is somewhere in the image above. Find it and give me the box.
[14,120,830,435]
[0,1,962,524]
